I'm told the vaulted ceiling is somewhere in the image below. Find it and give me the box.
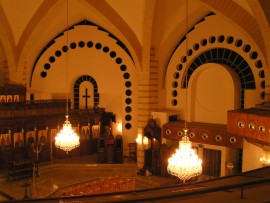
[0,0,269,82]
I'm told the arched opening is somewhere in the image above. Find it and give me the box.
[188,63,241,124]
[73,75,99,110]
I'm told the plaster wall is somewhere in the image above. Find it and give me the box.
[242,139,263,172]
[29,25,138,154]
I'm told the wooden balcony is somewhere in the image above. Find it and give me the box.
[227,108,270,146]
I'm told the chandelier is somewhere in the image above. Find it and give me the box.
[167,129,202,182]
[167,0,202,182]
[54,0,80,153]
[55,115,80,153]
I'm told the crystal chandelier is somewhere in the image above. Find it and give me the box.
[55,115,80,153]
[167,0,202,182]
[167,129,202,182]
[54,0,80,153]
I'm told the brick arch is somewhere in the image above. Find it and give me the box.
[185,48,255,88]
[73,75,99,110]
[184,48,256,109]
[170,32,266,109]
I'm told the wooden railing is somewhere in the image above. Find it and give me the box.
[2,166,270,202]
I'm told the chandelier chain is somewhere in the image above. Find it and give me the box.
[167,0,202,182]
[66,0,69,116]
[54,0,80,154]
[184,0,188,130]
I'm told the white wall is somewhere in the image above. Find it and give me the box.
[151,111,179,145]
[189,63,238,124]
[242,139,263,172]
[29,25,138,155]
[165,14,264,117]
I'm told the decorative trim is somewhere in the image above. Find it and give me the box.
[202,133,208,140]
[166,129,172,135]
[189,132,195,138]
[230,136,237,144]
[215,135,222,142]
[237,119,245,129]
[248,122,256,132]
[177,130,183,136]
[259,124,266,134]
[73,75,99,109]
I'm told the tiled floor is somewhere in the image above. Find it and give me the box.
[0,154,177,201]
[1,155,270,203]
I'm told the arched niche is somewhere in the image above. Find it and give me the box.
[188,63,240,124]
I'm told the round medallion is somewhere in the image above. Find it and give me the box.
[202,134,208,140]
[259,124,266,134]
[237,119,245,129]
[230,137,237,143]
[166,129,172,135]
[215,135,222,142]
[189,132,195,138]
[177,130,183,136]
[248,122,255,132]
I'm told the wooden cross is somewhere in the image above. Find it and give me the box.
[82,88,91,109]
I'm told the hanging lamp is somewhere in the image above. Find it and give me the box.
[55,0,80,153]
[167,0,202,182]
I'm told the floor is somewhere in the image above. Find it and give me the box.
[0,154,270,203]
[0,154,177,201]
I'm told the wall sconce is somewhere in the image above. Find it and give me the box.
[136,133,149,149]
[226,161,234,175]
[143,136,149,149]
[260,156,270,166]
[117,122,122,134]
[136,133,143,145]
[143,137,148,146]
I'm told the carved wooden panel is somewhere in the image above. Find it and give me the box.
[227,108,270,145]
[227,110,247,136]
[0,84,26,104]
[163,121,243,148]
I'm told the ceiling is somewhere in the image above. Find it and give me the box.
[0,0,269,81]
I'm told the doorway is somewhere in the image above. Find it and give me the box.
[203,148,221,177]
